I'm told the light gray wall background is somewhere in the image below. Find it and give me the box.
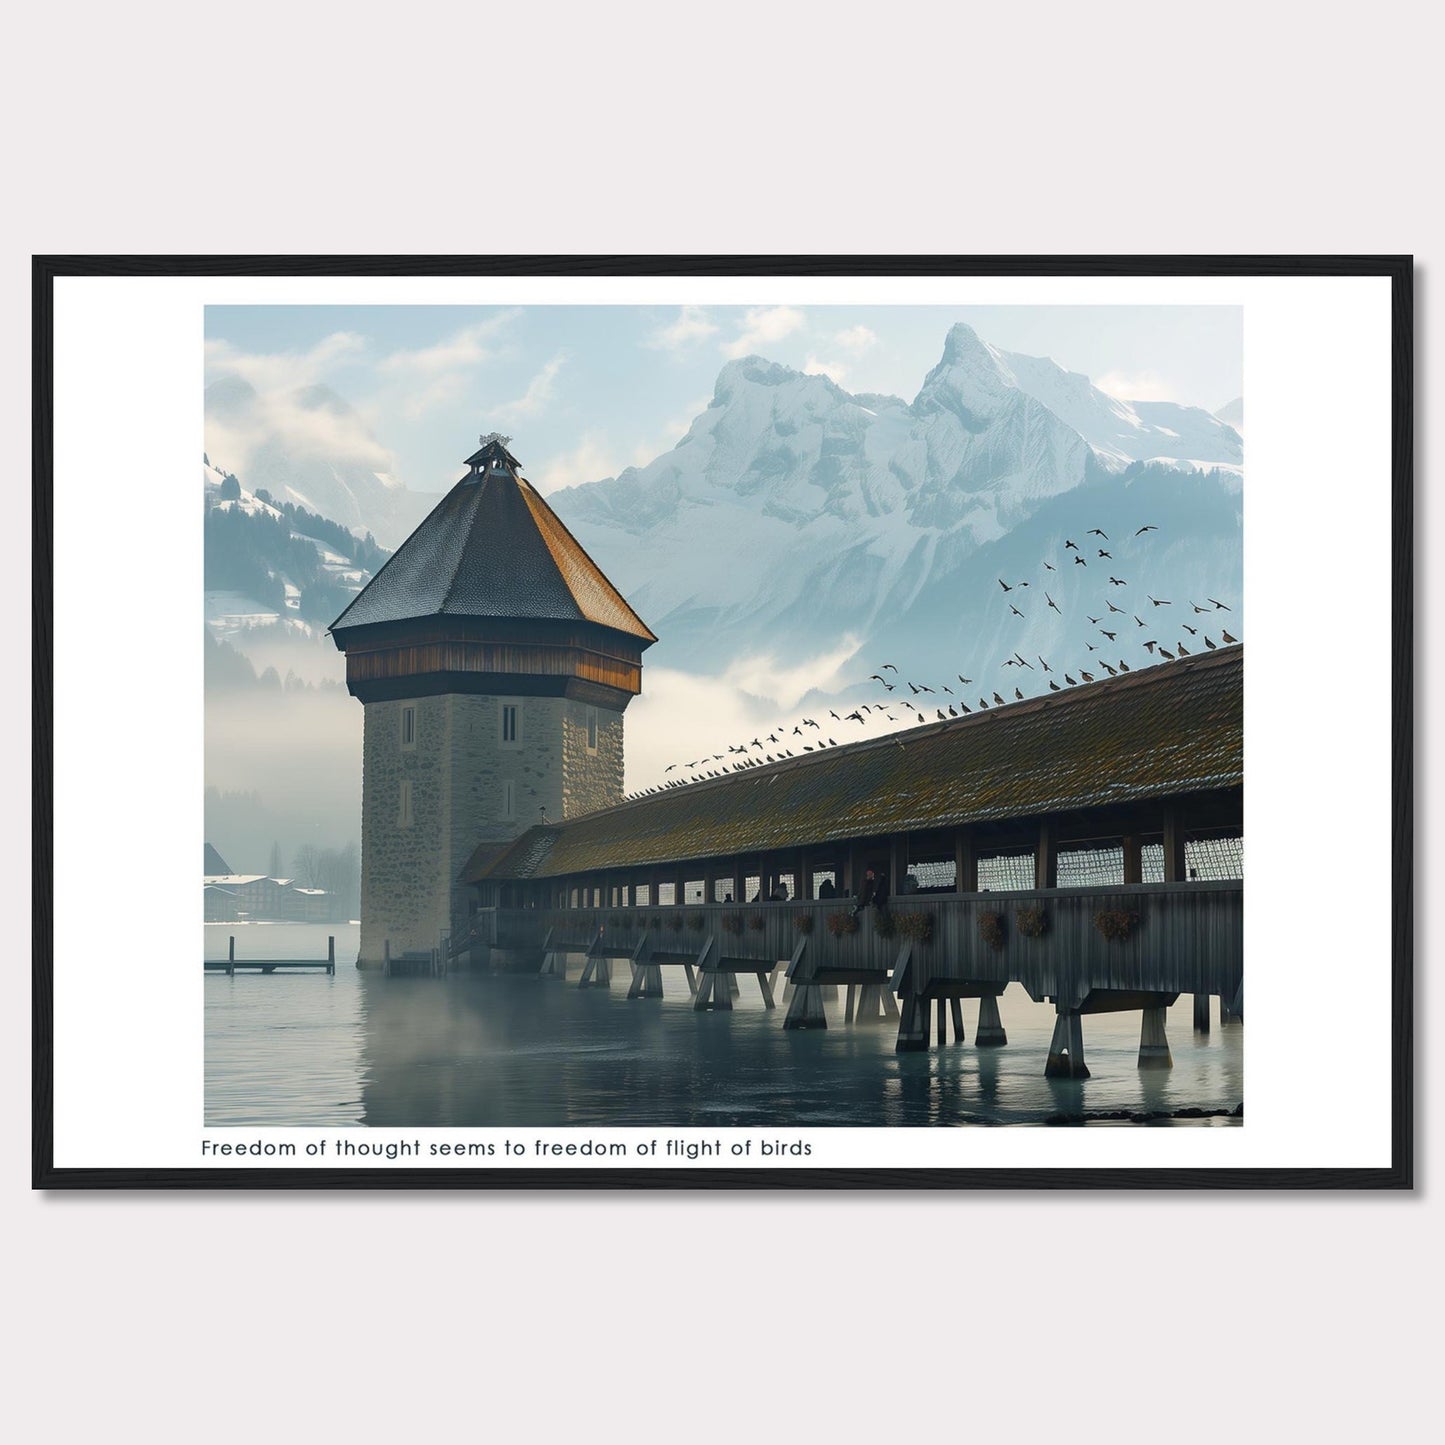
[4,7,1438,1445]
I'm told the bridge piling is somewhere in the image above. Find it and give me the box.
[1044,1010,1090,1078]
[975,995,1007,1047]
[894,992,930,1051]
[1137,1006,1173,1069]
[950,998,966,1043]
[1193,993,1210,1033]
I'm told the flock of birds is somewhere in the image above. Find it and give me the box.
[629,522,1240,797]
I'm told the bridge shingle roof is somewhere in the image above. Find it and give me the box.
[465,646,1243,883]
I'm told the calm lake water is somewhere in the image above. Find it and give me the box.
[205,923,1242,1128]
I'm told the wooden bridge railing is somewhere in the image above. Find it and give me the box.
[484,882,1242,1003]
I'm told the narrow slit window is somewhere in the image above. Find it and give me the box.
[398,779,414,828]
[500,702,521,748]
[400,705,416,749]
[586,705,599,753]
[501,779,515,820]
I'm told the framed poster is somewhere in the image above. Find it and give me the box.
[32,255,1412,1188]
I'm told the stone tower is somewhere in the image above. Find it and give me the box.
[330,435,656,968]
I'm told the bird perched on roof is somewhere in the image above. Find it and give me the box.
[1135,524,1158,535]
[1221,630,1237,643]
[1064,674,1077,686]
[959,702,971,713]
[1080,670,1095,682]
[979,697,989,709]
[1014,687,1023,700]
[993,691,1005,705]
[1118,660,1130,671]
[1159,648,1175,660]
[1049,680,1061,691]
[948,705,958,717]
[1102,662,1117,675]
[1177,643,1191,655]
[1204,636,1217,650]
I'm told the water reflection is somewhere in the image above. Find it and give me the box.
[206,925,1243,1128]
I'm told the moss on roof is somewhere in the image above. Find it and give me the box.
[466,646,1242,883]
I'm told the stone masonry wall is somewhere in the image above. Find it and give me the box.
[360,692,607,965]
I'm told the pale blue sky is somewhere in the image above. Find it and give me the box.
[205,304,1242,495]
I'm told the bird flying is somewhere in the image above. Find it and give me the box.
[1135,524,1158,535]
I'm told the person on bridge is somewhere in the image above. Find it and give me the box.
[851,866,889,918]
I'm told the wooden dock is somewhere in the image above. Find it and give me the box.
[204,936,336,975]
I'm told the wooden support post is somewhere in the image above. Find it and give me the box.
[950,997,965,1043]
[1036,819,1057,890]
[1138,1006,1173,1069]
[956,830,978,894]
[781,939,825,1030]
[383,939,391,978]
[1230,979,1243,1022]
[1122,835,1143,885]
[1193,993,1211,1034]
[228,936,235,976]
[894,993,930,1052]
[936,997,949,1046]
[1045,1009,1090,1078]
[327,936,335,975]
[1162,805,1185,883]
[975,994,1007,1047]
[845,984,857,1023]
[757,971,776,1009]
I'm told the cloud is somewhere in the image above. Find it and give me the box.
[645,305,718,351]
[803,354,848,385]
[377,312,517,377]
[205,331,367,393]
[721,305,807,359]
[205,334,397,478]
[1094,370,1180,403]
[623,635,869,790]
[531,431,622,491]
[833,324,878,355]
[492,353,567,421]
[532,399,706,493]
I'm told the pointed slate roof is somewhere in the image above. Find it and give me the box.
[330,439,655,643]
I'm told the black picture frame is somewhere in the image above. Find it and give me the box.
[32,254,1413,1190]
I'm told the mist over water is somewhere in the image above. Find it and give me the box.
[205,924,1242,1129]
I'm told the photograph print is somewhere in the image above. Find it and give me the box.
[201,297,1248,1138]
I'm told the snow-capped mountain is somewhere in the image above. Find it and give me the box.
[1215,396,1244,434]
[547,324,1242,691]
[205,375,440,548]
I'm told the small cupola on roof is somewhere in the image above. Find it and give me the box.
[330,433,656,707]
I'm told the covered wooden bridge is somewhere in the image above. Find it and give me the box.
[461,646,1243,1074]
